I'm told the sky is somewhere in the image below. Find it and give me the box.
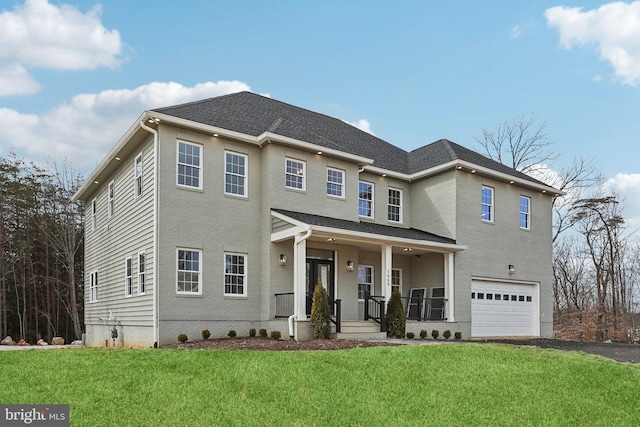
[1,0,639,232]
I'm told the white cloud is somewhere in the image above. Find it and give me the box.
[0,0,124,96]
[0,80,251,170]
[510,26,522,39]
[347,119,375,135]
[0,64,41,96]
[545,2,640,87]
[603,173,640,230]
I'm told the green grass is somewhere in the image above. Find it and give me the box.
[1,344,639,426]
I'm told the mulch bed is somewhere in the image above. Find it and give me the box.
[162,336,401,351]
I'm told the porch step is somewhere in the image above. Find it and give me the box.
[335,321,386,340]
[336,331,388,340]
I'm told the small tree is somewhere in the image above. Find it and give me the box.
[310,283,331,339]
[385,289,406,338]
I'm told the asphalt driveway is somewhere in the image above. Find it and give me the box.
[485,339,640,363]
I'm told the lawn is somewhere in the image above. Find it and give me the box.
[1,343,639,426]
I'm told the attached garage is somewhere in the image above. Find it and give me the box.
[471,280,539,337]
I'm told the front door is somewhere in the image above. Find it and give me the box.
[306,259,335,315]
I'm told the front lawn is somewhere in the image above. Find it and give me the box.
[1,344,638,426]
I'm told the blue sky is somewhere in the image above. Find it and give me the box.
[1,0,639,228]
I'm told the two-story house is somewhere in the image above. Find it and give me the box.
[73,92,561,347]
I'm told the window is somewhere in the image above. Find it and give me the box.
[138,252,146,295]
[224,253,246,296]
[225,151,247,197]
[285,158,305,190]
[125,257,132,297]
[177,249,201,294]
[391,268,402,295]
[135,154,143,198]
[520,196,531,229]
[358,181,374,218]
[326,167,344,198]
[91,198,97,231]
[481,186,493,222]
[108,181,115,218]
[177,141,202,189]
[90,271,98,303]
[358,265,373,300]
[388,188,402,223]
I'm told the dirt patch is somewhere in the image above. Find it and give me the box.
[162,336,402,351]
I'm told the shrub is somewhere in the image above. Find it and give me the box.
[431,329,439,340]
[259,328,267,338]
[178,333,188,343]
[454,331,462,340]
[443,330,452,340]
[228,330,237,338]
[270,330,282,340]
[249,328,256,337]
[406,332,415,339]
[201,329,211,340]
[419,329,428,339]
[385,289,406,338]
[310,283,331,339]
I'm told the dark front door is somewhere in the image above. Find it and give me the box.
[306,259,335,315]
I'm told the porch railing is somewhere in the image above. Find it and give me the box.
[274,292,341,333]
[401,296,448,321]
[275,292,294,318]
[364,293,386,332]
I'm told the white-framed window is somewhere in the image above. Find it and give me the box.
[358,265,374,300]
[224,252,247,296]
[520,196,531,230]
[225,151,247,197]
[391,268,402,295]
[358,181,374,218]
[135,153,143,198]
[177,141,202,189]
[138,252,146,295]
[108,181,115,218]
[326,167,344,198]
[89,271,98,303]
[125,257,132,297]
[177,249,201,294]
[91,198,97,231]
[285,158,305,191]
[481,186,494,222]
[388,188,402,223]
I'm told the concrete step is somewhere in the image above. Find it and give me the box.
[336,331,388,340]
[339,321,382,334]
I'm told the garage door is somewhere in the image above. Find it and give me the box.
[471,280,536,337]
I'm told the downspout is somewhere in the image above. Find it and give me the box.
[140,119,159,348]
[290,227,311,340]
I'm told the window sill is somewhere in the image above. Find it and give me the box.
[224,294,248,299]
[176,293,203,297]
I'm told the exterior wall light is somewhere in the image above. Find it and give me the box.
[508,264,515,274]
[280,254,287,266]
[346,260,354,272]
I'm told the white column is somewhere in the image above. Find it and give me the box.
[381,244,393,300]
[293,236,308,321]
[444,252,455,322]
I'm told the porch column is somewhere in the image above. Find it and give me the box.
[444,252,455,322]
[381,244,393,300]
[293,233,308,321]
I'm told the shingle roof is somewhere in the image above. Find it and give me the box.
[272,209,457,245]
[153,91,548,185]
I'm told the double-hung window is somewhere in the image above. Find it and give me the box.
[225,151,247,197]
[285,158,305,190]
[358,265,373,300]
[224,253,247,296]
[91,198,97,231]
[90,271,98,303]
[135,154,143,198]
[481,186,494,222]
[125,257,133,297]
[108,181,115,218]
[326,167,344,198]
[177,249,201,294]
[520,196,531,230]
[388,188,402,223]
[138,252,146,295]
[358,181,374,218]
[391,268,402,295]
[177,141,202,189]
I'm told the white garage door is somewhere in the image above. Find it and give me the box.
[471,280,536,337]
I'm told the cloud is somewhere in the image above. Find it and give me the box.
[0,80,251,170]
[347,119,375,135]
[510,26,522,39]
[603,173,640,230]
[0,0,124,96]
[545,2,640,87]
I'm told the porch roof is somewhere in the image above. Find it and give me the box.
[271,209,466,253]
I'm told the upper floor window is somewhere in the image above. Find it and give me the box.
[358,181,374,218]
[108,181,115,218]
[224,253,247,296]
[91,198,97,231]
[285,158,305,190]
[358,265,373,300]
[225,151,247,197]
[177,249,201,294]
[388,188,402,223]
[138,252,146,295]
[125,257,133,297]
[481,186,494,222]
[326,167,344,198]
[177,141,202,189]
[520,196,531,230]
[135,154,143,198]
[90,271,98,303]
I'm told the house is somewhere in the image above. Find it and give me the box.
[73,91,561,347]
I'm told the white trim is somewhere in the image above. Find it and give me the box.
[520,195,531,230]
[176,248,202,295]
[285,157,306,191]
[391,268,402,295]
[107,180,115,218]
[357,264,374,300]
[124,257,133,298]
[358,180,374,219]
[138,251,146,295]
[224,150,248,198]
[326,167,345,199]
[91,198,97,231]
[176,140,203,190]
[223,252,248,297]
[388,187,402,224]
[134,153,143,198]
[481,185,494,223]
[89,271,98,303]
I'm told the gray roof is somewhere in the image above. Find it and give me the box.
[272,209,457,245]
[153,91,547,185]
